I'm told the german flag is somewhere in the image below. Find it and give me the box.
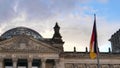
[90,14,98,59]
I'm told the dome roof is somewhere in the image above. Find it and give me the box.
[1,27,43,40]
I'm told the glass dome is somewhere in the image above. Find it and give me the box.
[1,27,43,40]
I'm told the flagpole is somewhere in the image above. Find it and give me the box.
[97,53,100,68]
[96,42,100,68]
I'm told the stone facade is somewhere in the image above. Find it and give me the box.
[109,29,120,53]
[0,23,120,68]
[61,52,120,68]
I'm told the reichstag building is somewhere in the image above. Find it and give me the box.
[0,23,120,68]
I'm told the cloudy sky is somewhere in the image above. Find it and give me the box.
[0,0,120,52]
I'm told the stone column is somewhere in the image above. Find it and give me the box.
[54,59,59,68]
[59,58,65,68]
[28,58,32,68]
[41,58,46,68]
[13,58,17,68]
[0,59,3,68]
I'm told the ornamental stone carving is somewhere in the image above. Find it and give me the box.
[101,65,109,68]
[0,36,59,53]
[77,64,86,68]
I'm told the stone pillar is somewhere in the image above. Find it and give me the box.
[41,58,46,68]
[54,59,59,68]
[28,58,33,68]
[13,58,17,68]
[0,59,3,68]
[59,58,65,68]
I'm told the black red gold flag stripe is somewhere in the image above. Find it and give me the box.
[90,14,98,59]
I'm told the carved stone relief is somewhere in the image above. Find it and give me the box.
[65,63,74,68]
[77,64,86,68]
[112,64,120,68]
[65,63,120,68]
[0,37,58,53]
[89,64,97,68]
[101,64,109,68]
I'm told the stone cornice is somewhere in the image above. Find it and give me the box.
[60,52,120,59]
[0,52,59,59]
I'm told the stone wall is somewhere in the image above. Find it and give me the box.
[65,63,120,68]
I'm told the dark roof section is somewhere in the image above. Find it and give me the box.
[54,22,60,28]
[1,27,43,40]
